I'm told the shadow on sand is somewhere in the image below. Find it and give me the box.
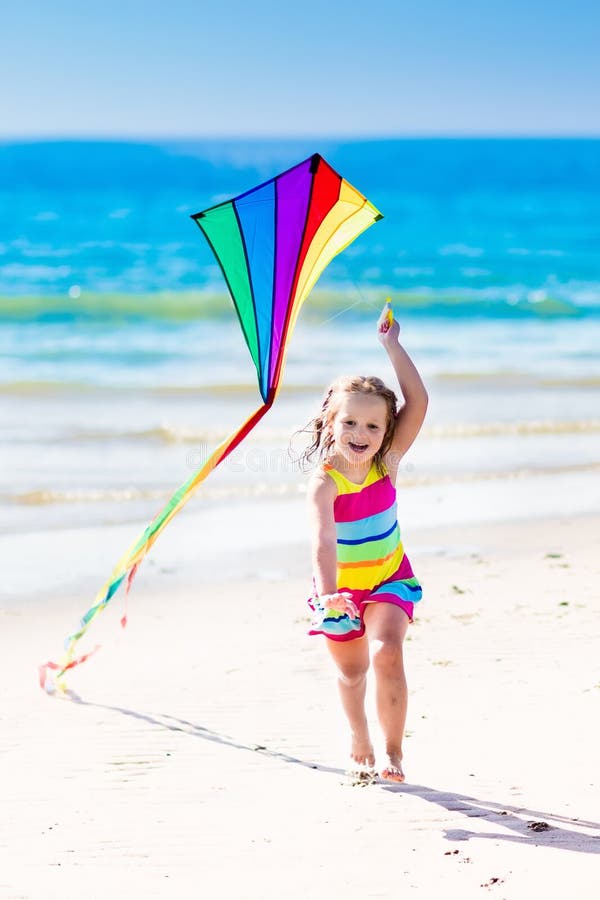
[57,689,600,855]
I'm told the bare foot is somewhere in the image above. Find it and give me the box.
[380,752,405,783]
[350,730,375,769]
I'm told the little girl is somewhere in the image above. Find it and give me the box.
[304,311,428,783]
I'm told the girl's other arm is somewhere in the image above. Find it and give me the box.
[379,318,428,464]
[307,472,358,616]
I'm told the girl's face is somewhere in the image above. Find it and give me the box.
[328,392,389,466]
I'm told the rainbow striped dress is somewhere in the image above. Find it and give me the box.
[308,461,422,641]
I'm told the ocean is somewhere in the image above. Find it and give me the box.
[1,138,599,597]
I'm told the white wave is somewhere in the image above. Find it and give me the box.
[439,244,484,257]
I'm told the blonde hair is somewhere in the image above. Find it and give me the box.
[299,375,398,474]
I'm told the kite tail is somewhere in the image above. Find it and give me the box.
[39,398,274,693]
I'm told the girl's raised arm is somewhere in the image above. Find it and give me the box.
[378,317,428,474]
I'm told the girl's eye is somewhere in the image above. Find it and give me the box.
[368,424,379,430]
[344,420,355,426]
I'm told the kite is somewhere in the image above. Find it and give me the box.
[39,153,383,692]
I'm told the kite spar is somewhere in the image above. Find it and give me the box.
[39,153,382,691]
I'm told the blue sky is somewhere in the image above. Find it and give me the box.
[2,0,599,137]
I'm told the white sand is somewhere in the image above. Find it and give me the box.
[1,510,599,899]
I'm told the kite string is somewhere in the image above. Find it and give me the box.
[314,282,384,328]
[315,296,364,326]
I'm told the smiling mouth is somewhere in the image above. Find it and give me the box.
[348,442,369,453]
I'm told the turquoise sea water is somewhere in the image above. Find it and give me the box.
[2,138,600,381]
[2,138,600,302]
[1,139,599,548]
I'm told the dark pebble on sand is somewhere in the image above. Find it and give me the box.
[527,820,551,832]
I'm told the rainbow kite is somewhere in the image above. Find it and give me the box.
[39,153,382,692]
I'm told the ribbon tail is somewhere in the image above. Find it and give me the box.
[39,398,274,691]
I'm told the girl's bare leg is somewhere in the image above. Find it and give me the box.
[326,635,374,768]
[364,602,410,782]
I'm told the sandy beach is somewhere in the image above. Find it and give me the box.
[2,505,599,899]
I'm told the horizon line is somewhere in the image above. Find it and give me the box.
[2,132,600,143]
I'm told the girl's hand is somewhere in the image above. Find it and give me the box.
[320,592,359,619]
[377,312,400,346]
